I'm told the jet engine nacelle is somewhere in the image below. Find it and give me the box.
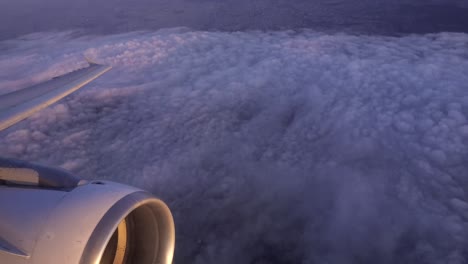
[0,158,175,264]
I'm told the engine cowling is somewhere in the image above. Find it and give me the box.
[0,158,175,264]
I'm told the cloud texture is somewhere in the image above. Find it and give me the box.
[1,29,468,263]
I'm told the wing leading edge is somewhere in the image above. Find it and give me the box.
[0,62,111,131]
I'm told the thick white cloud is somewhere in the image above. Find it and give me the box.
[1,29,468,263]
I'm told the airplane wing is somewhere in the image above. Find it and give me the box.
[0,60,176,264]
[0,62,112,131]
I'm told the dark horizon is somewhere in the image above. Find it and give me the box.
[1,0,468,41]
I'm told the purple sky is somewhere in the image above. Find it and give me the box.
[1,0,468,40]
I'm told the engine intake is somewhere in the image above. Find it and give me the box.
[81,190,175,264]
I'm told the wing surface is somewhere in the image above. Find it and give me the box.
[0,62,111,131]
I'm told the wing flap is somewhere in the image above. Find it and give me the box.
[0,236,29,258]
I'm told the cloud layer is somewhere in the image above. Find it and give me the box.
[1,29,468,263]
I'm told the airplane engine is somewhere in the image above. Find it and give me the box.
[0,158,175,264]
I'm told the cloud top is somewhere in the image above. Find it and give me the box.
[1,29,468,263]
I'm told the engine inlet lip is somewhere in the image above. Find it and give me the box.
[79,191,175,264]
